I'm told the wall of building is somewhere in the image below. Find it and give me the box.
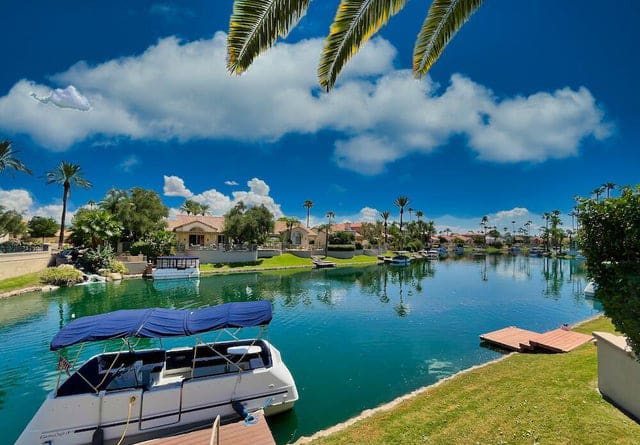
[327,250,355,259]
[257,249,281,258]
[0,252,55,280]
[187,249,258,264]
[594,331,640,421]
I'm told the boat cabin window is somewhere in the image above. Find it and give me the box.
[156,257,199,269]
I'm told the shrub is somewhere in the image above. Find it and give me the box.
[354,242,363,250]
[406,239,424,252]
[329,231,355,244]
[41,265,83,287]
[79,245,115,273]
[578,185,640,357]
[110,260,127,274]
[327,244,355,252]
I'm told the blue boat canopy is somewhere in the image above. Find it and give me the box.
[50,301,272,351]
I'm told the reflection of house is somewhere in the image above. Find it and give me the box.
[167,215,225,250]
[273,221,318,248]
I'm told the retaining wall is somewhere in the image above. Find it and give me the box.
[0,252,55,280]
[187,249,258,264]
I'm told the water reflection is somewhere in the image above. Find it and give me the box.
[0,256,599,445]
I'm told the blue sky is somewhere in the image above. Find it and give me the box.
[1,0,638,233]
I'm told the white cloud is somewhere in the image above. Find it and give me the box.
[224,180,239,186]
[358,207,380,223]
[119,155,139,172]
[0,189,33,214]
[171,176,283,218]
[0,33,610,171]
[163,175,193,197]
[0,188,74,223]
[30,85,91,111]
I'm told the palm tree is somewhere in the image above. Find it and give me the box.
[542,212,550,251]
[415,210,424,222]
[380,211,390,248]
[394,196,410,249]
[603,182,616,199]
[325,211,335,256]
[303,200,313,228]
[592,187,603,202]
[180,199,202,215]
[227,0,485,91]
[0,140,32,175]
[45,162,92,249]
[407,207,414,223]
[199,204,210,216]
[524,220,532,237]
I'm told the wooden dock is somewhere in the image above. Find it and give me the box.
[480,326,593,353]
[311,256,336,269]
[136,410,275,445]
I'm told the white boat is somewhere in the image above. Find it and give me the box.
[426,249,440,260]
[391,254,411,266]
[584,281,597,298]
[17,301,298,445]
[152,256,200,280]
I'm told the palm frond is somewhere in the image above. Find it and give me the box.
[413,0,484,78]
[318,0,406,91]
[227,0,312,75]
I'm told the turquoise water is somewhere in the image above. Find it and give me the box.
[0,256,598,444]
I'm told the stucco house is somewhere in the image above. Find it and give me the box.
[167,215,226,250]
[273,221,318,249]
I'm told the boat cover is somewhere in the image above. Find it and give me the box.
[50,301,272,350]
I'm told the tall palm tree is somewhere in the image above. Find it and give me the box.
[303,200,314,228]
[602,182,616,199]
[524,220,532,236]
[394,196,410,249]
[0,140,32,175]
[415,210,424,222]
[227,0,485,91]
[592,187,603,202]
[542,212,550,251]
[380,211,390,248]
[199,204,211,215]
[325,211,335,256]
[45,162,92,249]
[407,207,414,223]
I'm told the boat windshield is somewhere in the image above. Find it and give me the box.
[157,256,199,269]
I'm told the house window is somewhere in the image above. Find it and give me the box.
[217,235,226,244]
[189,233,204,246]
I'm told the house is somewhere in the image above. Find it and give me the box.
[315,221,365,248]
[167,215,226,251]
[273,221,318,249]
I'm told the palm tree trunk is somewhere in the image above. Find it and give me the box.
[58,183,69,249]
[306,209,310,228]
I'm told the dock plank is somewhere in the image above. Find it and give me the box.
[136,410,275,445]
[530,329,594,353]
[479,327,543,352]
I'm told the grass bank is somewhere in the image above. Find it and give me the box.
[200,253,378,274]
[0,272,42,294]
[305,317,640,445]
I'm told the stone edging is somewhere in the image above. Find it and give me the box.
[0,285,59,299]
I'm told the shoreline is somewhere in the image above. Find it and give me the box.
[0,260,379,299]
[292,314,604,444]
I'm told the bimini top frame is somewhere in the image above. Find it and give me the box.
[50,301,272,351]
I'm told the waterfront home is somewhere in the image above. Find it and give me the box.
[274,220,319,249]
[167,215,226,251]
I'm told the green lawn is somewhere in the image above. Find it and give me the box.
[309,317,640,445]
[0,272,42,294]
[200,253,379,273]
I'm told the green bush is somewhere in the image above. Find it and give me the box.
[327,244,355,252]
[110,260,127,274]
[578,185,640,357]
[329,231,355,244]
[41,265,83,287]
[355,242,363,250]
[79,245,115,273]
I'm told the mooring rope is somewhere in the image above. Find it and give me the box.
[116,396,136,445]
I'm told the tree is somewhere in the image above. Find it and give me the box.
[28,216,58,243]
[325,211,335,256]
[380,211,390,248]
[407,207,414,223]
[0,207,26,238]
[602,182,616,199]
[199,204,210,216]
[0,140,31,175]
[45,162,92,249]
[131,230,175,262]
[227,0,485,91]
[69,208,122,249]
[578,185,640,356]
[179,199,203,215]
[394,196,410,249]
[303,200,313,228]
[224,204,275,245]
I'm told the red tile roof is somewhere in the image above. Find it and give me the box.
[167,215,225,231]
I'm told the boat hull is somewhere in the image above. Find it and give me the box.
[152,267,200,280]
[16,342,297,445]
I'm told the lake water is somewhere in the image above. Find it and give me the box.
[0,256,599,444]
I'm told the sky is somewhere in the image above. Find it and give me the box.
[1,0,638,234]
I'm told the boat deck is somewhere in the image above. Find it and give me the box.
[480,326,593,353]
[135,410,275,445]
